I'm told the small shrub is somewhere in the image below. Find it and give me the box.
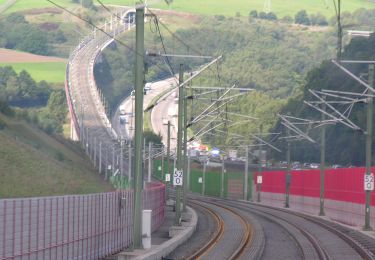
[281,16,293,23]
[0,119,5,130]
[55,151,65,162]
[249,10,258,18]
[295,10,310,25]
[215,15,225,21]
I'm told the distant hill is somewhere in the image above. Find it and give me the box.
[0,112,113,198]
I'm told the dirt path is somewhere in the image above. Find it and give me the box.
[0,48,67,63]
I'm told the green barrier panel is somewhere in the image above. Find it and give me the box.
[153,159,255,200]
[153,159,163,180]
[190,169,203,194]
[204,170,221,197]
[153,159,171,183]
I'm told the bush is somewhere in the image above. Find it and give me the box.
[55,151,65,161]
[258,12,267,19]
[144,131,162,145]
[295,10,310,25]
[0,119,5,130]
[281,16,293,23]
[266,12,277,20]
[249,10,258,18]
[310,13,328,26]
[0,100,13,116]
[215,15,225,21]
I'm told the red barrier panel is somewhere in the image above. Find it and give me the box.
[257,167,375,206]
[259,170,286,194]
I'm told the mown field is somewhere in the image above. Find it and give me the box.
[0,113,113,198]
[104,0,374,17]
[4,0,74,13]
[0,62,66,83]
[4,0,374,17]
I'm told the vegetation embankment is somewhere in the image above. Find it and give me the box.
[95,10,335,140]
[0,66,68,133]
[150,0,375,17]
[24,0,370,18]
[272,34,375,166]
[0,108,113,198]
[95,5,375,166]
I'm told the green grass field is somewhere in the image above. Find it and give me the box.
[0,113,113,198]
[3,0,374,17]
[5,0,74,13]
[103,0,374,17]
[0,62,66,83]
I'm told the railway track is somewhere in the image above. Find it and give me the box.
[184,199,254,260]
[209,198,375,260]
[186,201,224,260]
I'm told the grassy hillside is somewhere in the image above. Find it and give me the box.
[0,113,113,198]
[102,0,374,17]
[4,0,75,13]
[0,62,66,83]
[4,0,374,17]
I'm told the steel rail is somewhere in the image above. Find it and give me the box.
[186,201,224,260]
[188,199,253,260]
[234,201,375,260]
[224,202,329,260]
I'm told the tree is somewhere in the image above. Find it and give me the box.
[266,12,277,20]
[249,10,258,18]
[53,30,67,43]
[144,131,163,145]
[310,13,328,26]
[295,10,310,25]
[17,29,49,55]
[82,0,95,9]
[0,99,13,117]
[272,34,375,165]
[5,13,27,24]
[215,15,225,21]
[258,12,267,19]
[46,90,67,123]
